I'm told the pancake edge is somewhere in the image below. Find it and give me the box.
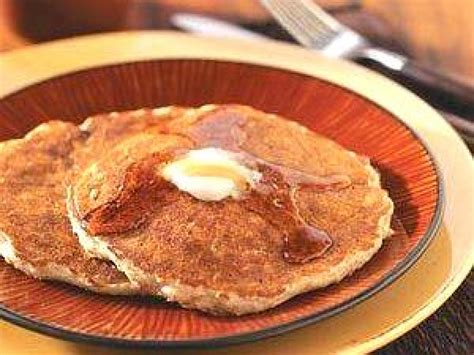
[0,128,137,296]
[0,231,136,295]
[67,161,394,315]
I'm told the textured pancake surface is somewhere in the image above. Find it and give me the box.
[0,107,187,294]
[68,105,394,314]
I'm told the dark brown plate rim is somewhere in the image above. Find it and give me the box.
[0,59,444,349]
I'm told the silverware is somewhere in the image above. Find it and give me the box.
[171,13,266,41]
[261,0,474,114]
[171,11,473,141]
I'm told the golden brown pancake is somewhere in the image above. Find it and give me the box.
[0,107,187,293]
[68,105,394,314]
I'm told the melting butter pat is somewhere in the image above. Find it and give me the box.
[161,148,261,201]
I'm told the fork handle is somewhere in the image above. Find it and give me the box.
[357,48,474,117]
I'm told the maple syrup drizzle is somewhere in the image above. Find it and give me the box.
[83,152,175,236]
[186,108,247,151]
[82,108,351,264]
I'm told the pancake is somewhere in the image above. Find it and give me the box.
[68,105,394,314]
[0,107,187,293]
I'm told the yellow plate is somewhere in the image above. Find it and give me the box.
[0,32,472,354]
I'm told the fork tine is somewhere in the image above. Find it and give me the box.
[262,0,367,57]
[262,0,340,48]
[263,0,315,47]
[284,1,336,45]
[299,0,343,32]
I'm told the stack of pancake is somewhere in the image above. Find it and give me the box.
[0,105,393,315]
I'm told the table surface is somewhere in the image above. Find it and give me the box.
[0,2,472,353]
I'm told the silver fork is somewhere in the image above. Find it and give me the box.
[261,0,474,112]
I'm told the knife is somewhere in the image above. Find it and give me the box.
[171,13,474,140]
[171,13,267,41]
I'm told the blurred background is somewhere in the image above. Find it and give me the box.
[1,0,473,82]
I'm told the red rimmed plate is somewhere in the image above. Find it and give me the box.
[0,59,442,347]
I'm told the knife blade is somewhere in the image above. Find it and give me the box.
[171,13,267,41]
